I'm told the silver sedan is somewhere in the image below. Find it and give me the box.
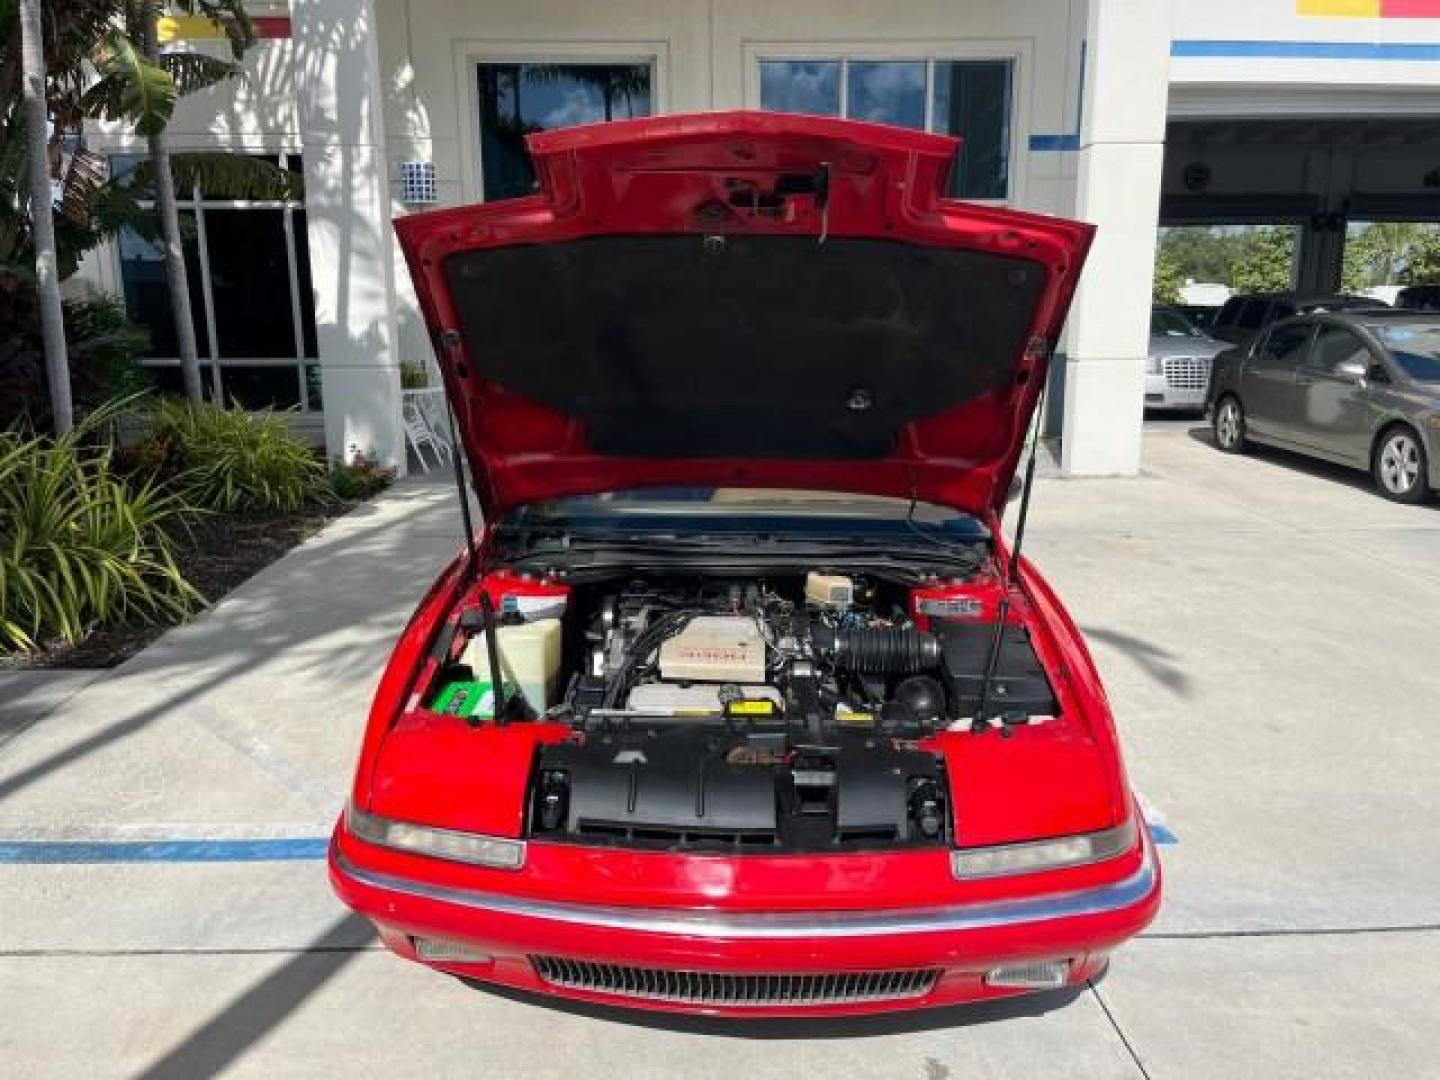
[1207,311,1440,503]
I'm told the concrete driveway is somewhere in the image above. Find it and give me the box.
[3,427,1438,1079]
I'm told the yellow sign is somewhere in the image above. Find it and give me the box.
[1299,0,1440,15]
[156,14,292,43]
[157,15,224,41]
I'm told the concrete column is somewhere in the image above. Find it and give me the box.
[1297,146,1352,294]
[1060,0,1172,476]
[293,0,404,470]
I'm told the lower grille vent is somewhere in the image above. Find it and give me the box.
[575,820,780,849]
[530,956,941,1006]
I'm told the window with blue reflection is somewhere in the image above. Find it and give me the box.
[846,61,925,129]
[759,61,840,117]
[759,57,1013,200]
[477,63,653,201]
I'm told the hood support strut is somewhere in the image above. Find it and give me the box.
[443,378,480,581]
[971,375,1048,736]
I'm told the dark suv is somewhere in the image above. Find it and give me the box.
[1210,292,1379,345]
[1395,285,1440,312]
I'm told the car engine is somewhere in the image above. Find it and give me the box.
[498,572,1059,853]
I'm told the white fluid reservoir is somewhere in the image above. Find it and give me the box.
[461,618,563,712]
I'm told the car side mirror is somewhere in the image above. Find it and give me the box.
[1335,360,1368,383]
[1367,363,1390,384]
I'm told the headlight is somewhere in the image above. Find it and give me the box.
[345,803,526,870]
[1145,355,1163,375]
[950,819,1137,880]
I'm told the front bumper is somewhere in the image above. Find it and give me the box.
[1145,372,1208,411]
[330,831,1162,1016]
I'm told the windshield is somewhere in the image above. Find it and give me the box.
[1151,310,1202,337]
[1377,325,1440,382]
[496,489,989,579]
[508,488,987,539]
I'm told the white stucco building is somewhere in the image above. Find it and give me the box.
[75,0,1440,477]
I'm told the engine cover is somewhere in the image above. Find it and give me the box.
[658,615,766,683]
[529,727,947,852]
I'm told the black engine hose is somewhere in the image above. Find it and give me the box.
[811,623,941,674]
[601,609,702,709]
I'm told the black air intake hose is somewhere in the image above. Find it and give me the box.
[811,623,941,674]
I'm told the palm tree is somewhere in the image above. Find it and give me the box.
[85,0,259,404]
[1,1,295,427]
[2,3,147,278]
[2,1,126,434]
[136,4,201,402]
[528,64,652,123]
[17,0,72,432]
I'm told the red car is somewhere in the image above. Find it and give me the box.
[330,111,1160,1017]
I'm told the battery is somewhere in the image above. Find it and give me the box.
[431,680,509,719]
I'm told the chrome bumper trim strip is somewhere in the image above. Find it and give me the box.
[335,838,1156,941]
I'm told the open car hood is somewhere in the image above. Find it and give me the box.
[395,112,1093,521]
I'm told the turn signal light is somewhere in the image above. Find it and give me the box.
[985,959,1071,990]
[345,803,526,869]
[412,937,493,964]
[950,819,1137,880]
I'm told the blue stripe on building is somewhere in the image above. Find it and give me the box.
[1173,39,1440,61]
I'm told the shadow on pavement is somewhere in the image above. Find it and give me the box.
[1142,408,1207,424]
[1185,425,1438,507]
[0,673,99,750]
[460,978,1085,1038]
[1080,625,1192,700]
[131,914,374,1080]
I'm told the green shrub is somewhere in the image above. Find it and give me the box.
[146,400,328,513]
[0,422,199,651]
[0,288,152,432]
[329,451,396,501]
[65,295,154,403]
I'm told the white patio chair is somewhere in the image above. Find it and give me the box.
[402,397,449,473]
[415,390,454,463]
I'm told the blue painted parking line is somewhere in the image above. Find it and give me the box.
[1137,791,1179,846]
[1148,824,1179,846]
[2,831,1176,862]
[5,830,1178,863]
[0,838,330,863]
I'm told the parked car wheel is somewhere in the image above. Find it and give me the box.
[1214,395,1247,453]
[1372,426,1430,503]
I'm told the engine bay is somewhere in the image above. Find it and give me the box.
[416,568,1059,854]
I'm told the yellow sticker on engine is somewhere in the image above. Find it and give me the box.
[836,708,874,727]
[727,699,777,716]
